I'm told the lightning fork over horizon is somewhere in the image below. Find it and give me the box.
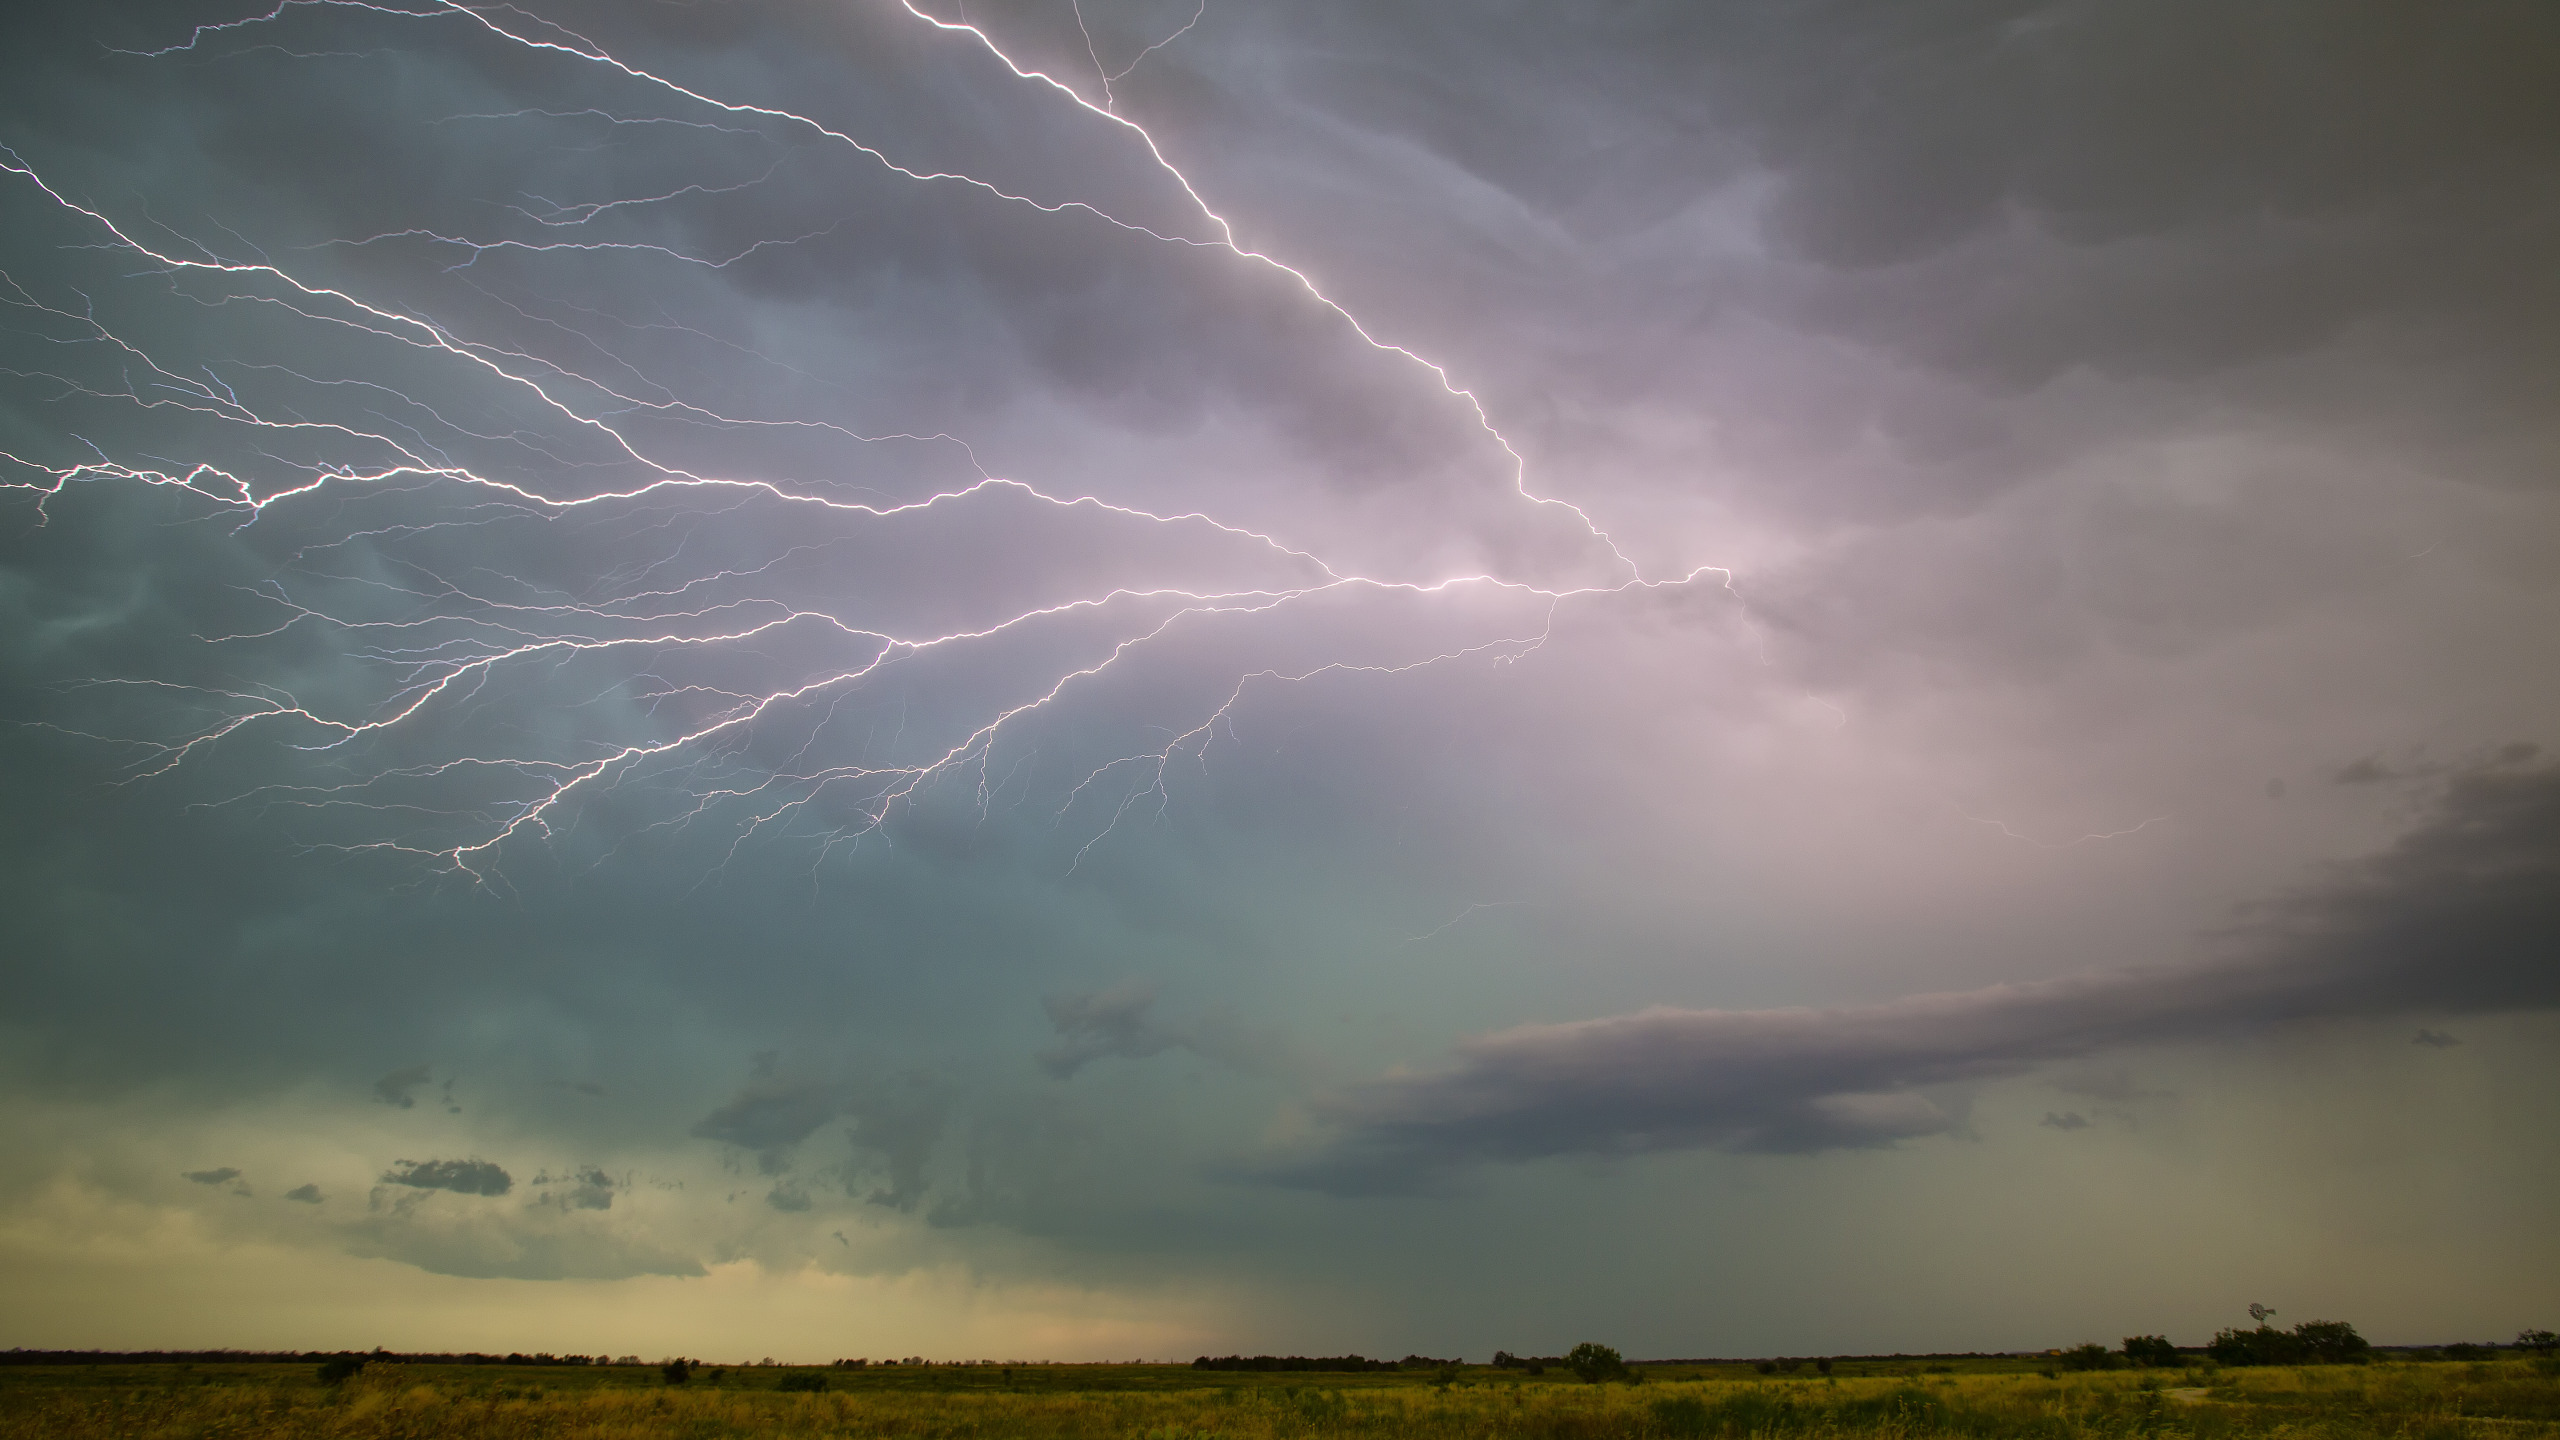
[0,0,1734,884]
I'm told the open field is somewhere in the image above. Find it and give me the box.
[2,1357,2554,1439]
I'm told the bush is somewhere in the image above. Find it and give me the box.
[315,1356,366,1385]
[2061,1344,2120,1372]
[1567,1343,1627,1384]
[2209,1321,2369,1366]
[2293,1321,2370,1364]
[2122,1336,2179,1368]
[662,1360,693,1385]
[776,1373,827,1392]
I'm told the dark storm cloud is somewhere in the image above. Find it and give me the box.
[689,1069,951,1210]
[533,1168,616,1211]
[1039,981,1295,1081]
[381,1158,514,1197]
[0,0,2552,1349]
[372,1066,431,1109]
[182,1167,241,1185]
[1278,761,2560,1191]
[690,1081,842,1170]
[1040,982,1177,1078]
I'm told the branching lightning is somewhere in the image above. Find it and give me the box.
[1,0,1733,886]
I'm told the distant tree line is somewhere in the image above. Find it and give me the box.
[0,1349,635,1368]
[1192,1355,1397,1372]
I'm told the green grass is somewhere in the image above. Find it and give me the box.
[1,1357,2551,1439]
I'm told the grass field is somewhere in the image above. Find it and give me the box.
[2,1356,2552,1439]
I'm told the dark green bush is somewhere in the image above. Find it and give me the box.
[2123,1335,2179,1367]
[1567,1343,1626,1384]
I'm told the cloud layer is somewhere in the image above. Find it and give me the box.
[1282,761,2560,1190]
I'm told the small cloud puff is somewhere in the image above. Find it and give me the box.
[380,1158,512,1196]
[284,1183,324,1204]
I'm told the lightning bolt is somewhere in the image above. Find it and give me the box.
[1,0,1736,886]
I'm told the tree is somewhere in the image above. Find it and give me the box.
[2519,1330,2558,1356]
[2292,1321,2369,1365]
[2209,1320,2367,1366]
[2060,1343,2120,1372]
[2209,1327,2303,1366]
[2122,1335,2179,1368]
[1567,1343,1627,1384]
[662,1359,693,1385]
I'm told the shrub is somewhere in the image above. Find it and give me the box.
[2122,1335,2179,1368]
[2061,1344,2120,1372]
[662,1360,692,1384]
[2293,1321,2370,1364]
[315,1356,365,1385]
[1567,1343,1627,1384]
[2209,1321,2369,1366]
[776,1373,827,1392]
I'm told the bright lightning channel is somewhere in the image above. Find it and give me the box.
[0,0,1734,884]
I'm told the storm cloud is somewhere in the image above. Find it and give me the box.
[1,0,2555,1359]
[1283,761,2560,1191]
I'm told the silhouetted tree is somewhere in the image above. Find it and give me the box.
[2209,1320,2366,1366]
[2061,1344,2119,1372]
[2292,1321,2369,1364]
[1567,1343,1627,1384]
[2122,1336,2179,1368]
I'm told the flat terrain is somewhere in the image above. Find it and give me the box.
[1,1356,2552,1438]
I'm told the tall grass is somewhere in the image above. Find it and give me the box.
[1,1359,2551,1439]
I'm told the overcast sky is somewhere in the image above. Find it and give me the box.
[2,0,2555,1362]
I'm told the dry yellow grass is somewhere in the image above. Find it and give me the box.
[2,1357,2553,1439]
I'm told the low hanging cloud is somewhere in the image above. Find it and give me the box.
[1273,760,2560,1193]
[372,1066,432,1109]
[381,1158,514,1197]
[284,1183,324,1204]
[1039,981,1289,1080]
[181,1167,241,1186]
[689,1068,952,1212]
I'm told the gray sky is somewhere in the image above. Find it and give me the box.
[1,0,2555,1361]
